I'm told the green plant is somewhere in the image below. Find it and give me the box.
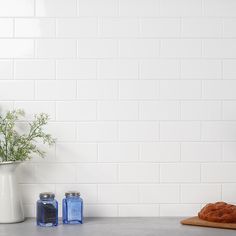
[0,109,55,162]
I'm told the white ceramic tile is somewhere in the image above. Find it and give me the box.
[56,143,97,162]
[223,101,236,120]
[201,121,236,141]
[119,121,159,141]
[159,0,202,16]
[119,163,159,183]
[56,59,97,80]
[78,0,118,16]
[203,39,236,58]
[203,80,236,99]
[36,80,76,100]
[99,18,139,38]
[182,18,222,37]
[181,101,221,120]
[0,19,13,37]
[160,80,201,99]
[77,80,118,100]
[84,205,118,217]
[98,59,138,80]
[46,122,77,141]
[140,101,179,120]
[160,121,201,141]
[160,204,201,216]
[223,60,236,79]
[160,39,202,58]
[23,205,35,217]
[76,164,117,183]
[16,164,37,184]
[222,142,236,161]
[56,18,98,38]
[119,0,159,17]
[201,163,236,182]
[181,59,221,79]
[14,60,55,80]
[15,19,55,37]
[0,39,34,58]
[119,80,159,100]
[0,60,13,79]
[181,142,221,162]
[160,163,200,183]
[140,184,180,203]
[0,80,34,100]
[204,0,236,17]
[140,143,180,162]
[223,19,236,37]
[119,39,159,58]
[36,39,77,59]
[35,163,76,183]
[222,184,236,202]
[56,101,96,121]
[98,143,139,162]
[98,101,139,120]
[140,59,180,79]
[98,184,139,203]
[119,205,159,217]
[78,39,118,58]
[140,19,181,37]
[77,122,118,142]
[181,184,221,203]
[0,0,34,16]
[36,0,77,17]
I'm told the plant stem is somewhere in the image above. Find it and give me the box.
[4,122,7,162]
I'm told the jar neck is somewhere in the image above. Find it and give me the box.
[66,196,79,198]
[40,197,55,201]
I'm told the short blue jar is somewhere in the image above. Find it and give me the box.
[63,191,83,224]
[36,192,58,227]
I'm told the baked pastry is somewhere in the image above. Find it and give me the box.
[198,202,236,223]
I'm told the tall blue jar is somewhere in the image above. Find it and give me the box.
[63,191,83,224]
[36,192,58,227]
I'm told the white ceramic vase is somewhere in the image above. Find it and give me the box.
[0,161,25,223]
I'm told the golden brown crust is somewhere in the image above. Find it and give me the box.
[198,202,236,223]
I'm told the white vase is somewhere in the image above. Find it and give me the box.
[0,161,25,223]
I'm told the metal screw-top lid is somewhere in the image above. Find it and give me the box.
[65,191,80,197]
[39,192,55,199]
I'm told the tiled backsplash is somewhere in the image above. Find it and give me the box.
[1,0,236,217]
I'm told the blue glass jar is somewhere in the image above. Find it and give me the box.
[63,191,83,224]
[36,192,58,227]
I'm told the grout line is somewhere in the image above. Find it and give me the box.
[3,16,236,19]
[201,0,205,17]
[5,35,236,39]
[76,0,79,16]
[34,0,36,17]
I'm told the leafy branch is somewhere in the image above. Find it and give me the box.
[0,109,55,162]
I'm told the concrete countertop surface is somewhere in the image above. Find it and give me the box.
[0,217,235,236]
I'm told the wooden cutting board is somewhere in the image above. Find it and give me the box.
[181,216,236,230]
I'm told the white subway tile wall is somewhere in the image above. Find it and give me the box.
[0,0,236,217]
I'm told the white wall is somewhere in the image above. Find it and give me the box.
[0,0,236,217]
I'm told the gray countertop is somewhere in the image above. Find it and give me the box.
[0,218,235,236]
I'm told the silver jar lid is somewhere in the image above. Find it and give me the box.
[65,191,80,197]
[39,192,55,199]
